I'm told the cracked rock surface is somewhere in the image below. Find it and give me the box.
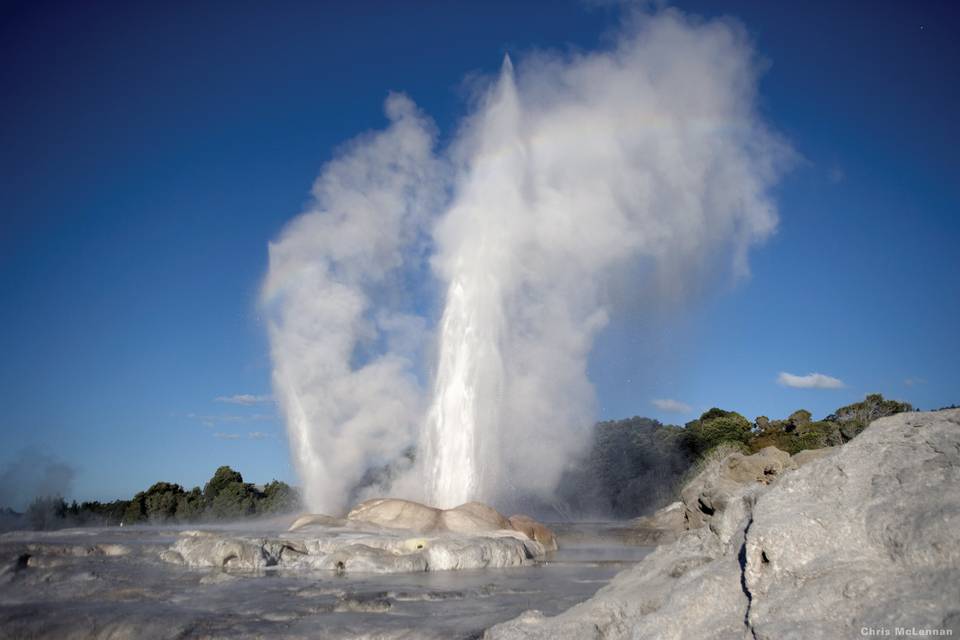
[486,409,960,640]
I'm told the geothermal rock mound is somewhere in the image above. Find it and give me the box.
[487,409,960,639]
[165,500,556,575]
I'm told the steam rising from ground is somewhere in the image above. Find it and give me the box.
[263,10,791,514]
[0,448,75,511]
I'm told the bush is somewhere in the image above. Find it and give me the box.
[826,394,913,441]
[684,409,753,455]
[175,488,204,522]
[143,482,186,523]
[258,480,300,515]
[204,466,244,505]
[208,481,257,519]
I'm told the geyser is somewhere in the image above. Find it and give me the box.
[263,10,792,514]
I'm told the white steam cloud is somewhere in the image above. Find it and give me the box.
[263,10,792,514]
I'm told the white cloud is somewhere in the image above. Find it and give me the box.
[777,372,845,389]
[904,377,926,387]
[214,431,272,440]
[191,413,276,427]
[652,398,693,413]
[215,394,273,405]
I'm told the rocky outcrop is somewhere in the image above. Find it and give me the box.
[628,501,685,545]
[626,447,798,546]
[287,513,346,531]
[791,445,837,467]
[680,446,795,537]
[157,499,557,575]
[164,525,546,574]
[508,515,559,551]
[343,498,557,548]
[486,409,960,639]
[442,501,512,533]
[346,498,442,533]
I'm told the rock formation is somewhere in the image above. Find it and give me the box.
[486,409,960,639]
[294,498,558,551]
[159,499,558,575]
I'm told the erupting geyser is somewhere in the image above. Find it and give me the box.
[263,11,792,514]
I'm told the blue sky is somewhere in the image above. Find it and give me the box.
[1,1,957,506]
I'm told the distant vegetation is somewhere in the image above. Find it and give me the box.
[4,394,922,528]
[16,466,300,530]
[556,393,914,519]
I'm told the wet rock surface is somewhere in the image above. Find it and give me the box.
[0,516,650,638]
[485,409,960,639]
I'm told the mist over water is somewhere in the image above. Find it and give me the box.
[263,10,791,514]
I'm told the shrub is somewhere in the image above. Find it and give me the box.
[684,409,753,455]
[258,480,300,515]
[826,394,913,441]
[203,466,244,505]
[208,481,257,519]
[175,488,204,522]
[143,482,185,523]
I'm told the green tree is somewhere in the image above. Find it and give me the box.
[122,494,146,524]
[204,466,244,505]
[684,408,752,455]
[258,480,300,515]
[175,487,204,522]
[143,482,186,523]
[208,481,257,519]
[826,394,913,441]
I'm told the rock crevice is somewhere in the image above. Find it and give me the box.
[486,409,960,640]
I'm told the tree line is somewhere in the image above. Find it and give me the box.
[22,466,300,530]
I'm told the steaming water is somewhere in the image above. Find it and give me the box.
[422,274,505,508]
[0,523,651,639]
[263,11,791,514]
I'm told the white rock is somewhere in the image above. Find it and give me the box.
[486,409,960,639]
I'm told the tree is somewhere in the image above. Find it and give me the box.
[684,408,752,455]
[258,480,300,515]
[143,482,186,523]
[122,494,146,524]
[208,481,257,519]
[175,487,204,522]
[826,394,913,441]
[204,466,244,505]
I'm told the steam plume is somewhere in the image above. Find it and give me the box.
[264,10,791,514]
[262,94,443,512]
[0,448,76,511]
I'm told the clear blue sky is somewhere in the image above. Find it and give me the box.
[1,1,957,506]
